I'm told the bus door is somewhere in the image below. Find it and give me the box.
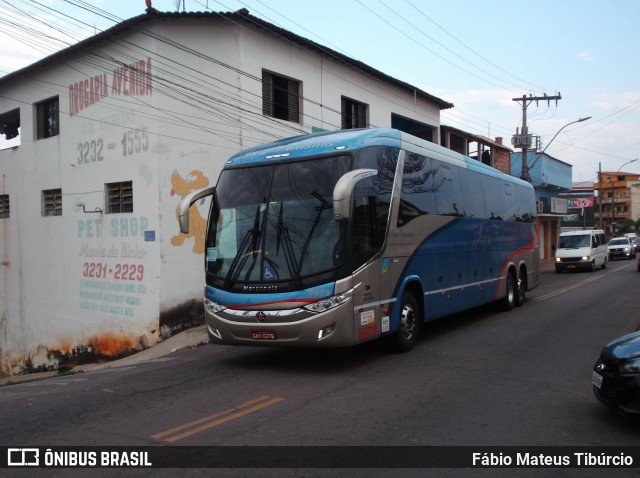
[349,179,392,344]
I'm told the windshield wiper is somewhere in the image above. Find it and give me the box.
[276,202,302,286]
[224,205,261,288]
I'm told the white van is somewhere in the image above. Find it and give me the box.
[554,230,608,273]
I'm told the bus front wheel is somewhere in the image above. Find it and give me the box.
[391,292,421,353]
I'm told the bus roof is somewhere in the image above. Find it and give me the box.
[225,128,531,188]
[225,128,402,167]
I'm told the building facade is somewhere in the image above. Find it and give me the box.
[440,126,512,174]
[511,151,572,262]
[0,10,457,375]
[594,171,640,234]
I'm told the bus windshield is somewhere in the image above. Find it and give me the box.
[206,155,351,286]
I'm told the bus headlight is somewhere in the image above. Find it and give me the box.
[204,297,225,314]
[304,284,359,313]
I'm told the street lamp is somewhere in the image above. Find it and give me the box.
[528,116,592,171]
[610,158,639,231]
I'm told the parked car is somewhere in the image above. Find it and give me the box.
[607,237,635,260]
[593,330,640,415]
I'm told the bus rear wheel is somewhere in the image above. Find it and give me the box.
[500,271,516,311]
[391,292,420,353]
[515,267,526,307]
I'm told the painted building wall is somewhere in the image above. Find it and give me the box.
[0,14,445,375]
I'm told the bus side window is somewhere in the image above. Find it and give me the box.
[435,162,464,217]
[459,168,486,218]
[351,188,378,266]
[351,145,395,267]
[482,175,507,220]
[398,153,437,226]
[351,182,390,267]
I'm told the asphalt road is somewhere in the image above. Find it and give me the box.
[1,258,639,476]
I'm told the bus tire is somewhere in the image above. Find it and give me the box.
[500,271,516,311]
[391,292,420,353]
[515,267,526,307]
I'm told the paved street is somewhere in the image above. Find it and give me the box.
[1,259,639,476]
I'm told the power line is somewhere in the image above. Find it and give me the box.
[4,0,639,172]
[402,0,549,93]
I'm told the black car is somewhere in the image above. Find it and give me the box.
[593,331,640,414]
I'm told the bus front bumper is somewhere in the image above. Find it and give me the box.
[204,306,356,348]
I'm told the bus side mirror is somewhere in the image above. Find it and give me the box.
[333,169,377,220]
[177,186,215,233]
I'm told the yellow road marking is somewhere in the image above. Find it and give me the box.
[151,395,284,443]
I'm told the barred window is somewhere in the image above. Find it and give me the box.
[262,71,301,123]
[35,97,59,139]
[106,181,133,213]
[0,194,9,218]
[42,188,62,216]
[341,97,368,129]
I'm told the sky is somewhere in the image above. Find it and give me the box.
[2,0,640,185]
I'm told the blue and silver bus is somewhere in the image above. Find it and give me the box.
[178,128,540,352]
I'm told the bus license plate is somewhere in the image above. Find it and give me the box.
[251,330,277,340]
[592,371,603,389]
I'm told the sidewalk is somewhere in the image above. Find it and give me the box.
[0,324,210,387]
[540,260,555,273]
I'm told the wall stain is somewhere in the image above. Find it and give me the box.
[159,298,203,335]
[1,299,204,377]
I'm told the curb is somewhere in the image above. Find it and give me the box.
[0,325,209,387]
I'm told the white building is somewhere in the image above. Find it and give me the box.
[0,8,452,375]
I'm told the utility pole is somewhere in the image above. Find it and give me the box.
[512,93,562,181]
[598,162,603,230]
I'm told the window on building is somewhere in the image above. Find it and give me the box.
[262,71,301,123]
[448,133,466,155]
[106,181,133,213]
[468,140,479,160]
[0,108,20,149]
[0,194,9,218]
[391,113,435,142]
[35,96,59,139]
[341,97,368,129]
[42,188,62,216]
[481,148,492,166]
